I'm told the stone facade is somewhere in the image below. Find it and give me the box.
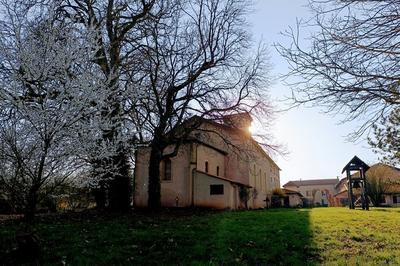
[332,163,400,207]
[282,189,303,207]
[283,179,338,206]
[284,163,400,207]
[134,114,281,209]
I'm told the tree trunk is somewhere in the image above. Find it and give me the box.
[108,151,131,212]
[94,180,107,210]
[100,99,131,212]
[24,188,38,223]
[148,141,163,209]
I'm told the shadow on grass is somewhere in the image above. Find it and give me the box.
[206,208,317,265]
[0,208,317,265]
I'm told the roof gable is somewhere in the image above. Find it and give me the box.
[342,156,370,174]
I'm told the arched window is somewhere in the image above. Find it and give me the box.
[216,166,220,176]
[163,159,172,181]
[205,161,209,173]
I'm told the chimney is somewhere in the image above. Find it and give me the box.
[223,112,253,134]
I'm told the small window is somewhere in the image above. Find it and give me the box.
[205,161,209,173]
[210,184,224,195]
[216,166,220,176]
[163,159,172,181]
[306,191,310,197]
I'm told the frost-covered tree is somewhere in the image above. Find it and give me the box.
[0,2,102,221]
[1,0,156,212]
[54,0,165,211]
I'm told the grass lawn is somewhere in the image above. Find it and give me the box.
[1,207,400,265]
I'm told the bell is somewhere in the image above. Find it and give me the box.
[353,181,361,189]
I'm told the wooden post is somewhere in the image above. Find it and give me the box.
[347,169,354,209]
[360,168,369,211]
[361,185,365,210]
[360,169,365,210]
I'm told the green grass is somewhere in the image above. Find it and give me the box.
[1,208,400,265]
[310,208,400,265]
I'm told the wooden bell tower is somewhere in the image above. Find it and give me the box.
[342,156,370,210]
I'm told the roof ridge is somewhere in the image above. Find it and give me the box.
[283,178,339,187]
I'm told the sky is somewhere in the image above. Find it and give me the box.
[249,0,379,185]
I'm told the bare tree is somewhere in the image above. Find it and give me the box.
[130,0,272,209]
[365,164,393,207]
[277,0,400,137]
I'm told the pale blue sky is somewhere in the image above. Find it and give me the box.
[250,0,379,185]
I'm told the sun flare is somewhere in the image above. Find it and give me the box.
[248,123,255,134]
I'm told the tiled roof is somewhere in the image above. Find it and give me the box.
[282,188,304,197]
[386,184,400,194]
[283,178,339,187]
[372,163,400,175]
[334,177,347,189]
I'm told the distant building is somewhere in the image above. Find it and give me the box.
[332,178,348,206]
[284,163,400,207]
[333,163,400,207]
[134,113,280,209]
[282,188,304,207]
[282,178,339,206]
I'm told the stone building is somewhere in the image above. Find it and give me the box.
[282,188,304,207]
[282,178,339,206]
[283,163,400,207]
[134,113,280,209]
[333,163,400,207]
